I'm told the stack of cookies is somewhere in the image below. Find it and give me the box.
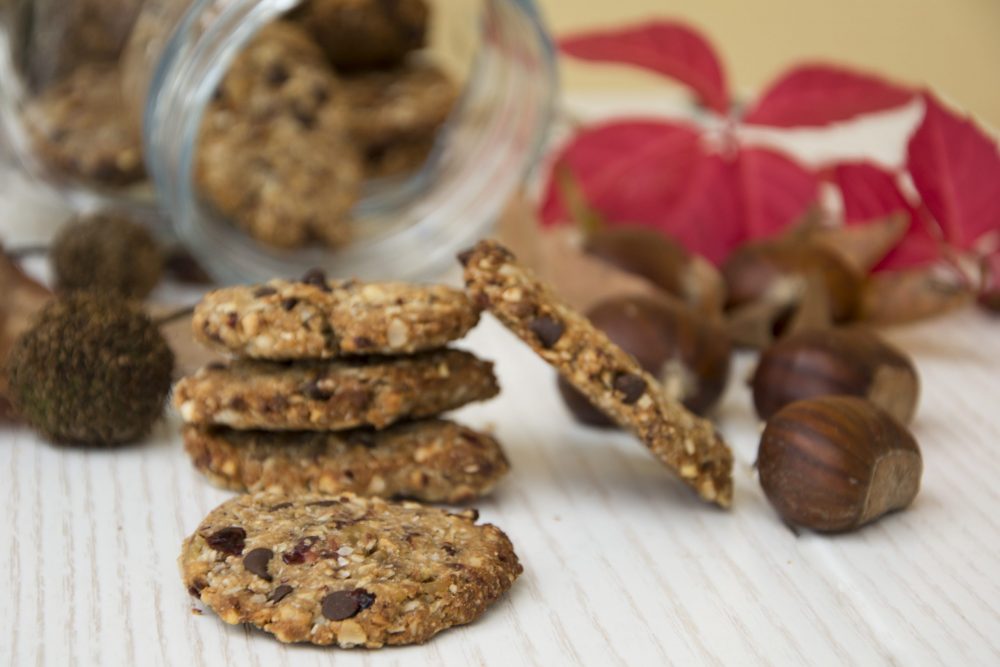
[174,270,508,504]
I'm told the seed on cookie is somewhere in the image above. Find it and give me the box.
[183,419,510,502]
[173,349,500,431]
[180,492,521,647]
[461,239,734,507]
[193,278,481,360]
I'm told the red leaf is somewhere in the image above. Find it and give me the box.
[540,119,704,229]
[540,121,819,264]
[832,162,912,223]
[735,147,820,239]
[906,93,1000,250]
[559,22,730,114]
[744,63,913,128]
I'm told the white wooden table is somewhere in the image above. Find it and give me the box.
[2,301,999,666]
[2,97,1000,665]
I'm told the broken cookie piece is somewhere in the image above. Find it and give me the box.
[461,240,734,507]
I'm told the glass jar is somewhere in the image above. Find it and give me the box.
[0,0,556,282]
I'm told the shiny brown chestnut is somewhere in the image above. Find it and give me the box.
[722,239,862,326]
[752,328,919,424]
[758,395,922,532]
[584,226,726,317]
[558,294,732,426]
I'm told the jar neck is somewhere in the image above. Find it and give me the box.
[144,0,557,283]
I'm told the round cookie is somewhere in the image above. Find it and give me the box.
[173,349,500,431]
[290,0,430,70]
[183,419,510,503]
[23,63,145,187]
[180,492,521,647]
[193,275,481,360]
[340,61,458,147]
[196,22,362,249]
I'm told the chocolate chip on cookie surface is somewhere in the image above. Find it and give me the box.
[184,419,510,502]
[461,240,734,507]
[193,276,481,360]
[180,491,521,647]
[173,349,500,431]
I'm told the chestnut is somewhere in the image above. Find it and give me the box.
[722,239,862,329]
[558,294,732,426]
[751,328,919,424]
[584,226,725,317]
[758,395,922,532]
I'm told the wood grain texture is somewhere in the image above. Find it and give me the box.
[2,310,1000,666]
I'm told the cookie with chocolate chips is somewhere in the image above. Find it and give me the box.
[173,349,499,431]
[193,273,480,360]
[23,63,145,187]
[184,419,510,503]
[180,492,521,647]
[461,240,734,507]
[195,22,362,248]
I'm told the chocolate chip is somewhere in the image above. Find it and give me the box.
[205,362,226,371]
[282,536,320,564]
[529,316,565,349]
[206,527,246,556]
[293,108,317,130]
[269,502,293,511]
[301,268,331,291]
[303,380,333,401]
[265,63,289,87]
[187,580,207,598]
[353,336,374,349]
[243,548,274,581]
[442,544,457,556]
[253,286,278,298]
[268,585,293,604]
[281,297,299,311]
[229,396,248,411]
[613,373,647,404]
[457,248,475,267]
[322,591,359,621]
[226,313,238,328]
[321,589,375,621]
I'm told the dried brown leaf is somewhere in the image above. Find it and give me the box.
[1,249,53,421]
[861,268,974,325]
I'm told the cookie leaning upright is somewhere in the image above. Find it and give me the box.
[180,492,521,647]
[461,240,734,507]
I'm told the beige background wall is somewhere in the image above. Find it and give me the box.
[540,0,1000,128]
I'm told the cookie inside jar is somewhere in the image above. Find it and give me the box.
[12,0,148,193]
[195,0,464,252]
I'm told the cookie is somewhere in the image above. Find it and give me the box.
[180,492,521,647]
[23,63,145,187]
[362,134,436,179]
[290,0,429,70]
[193,274,480,360]
[173,349,500,431]
[341,61,457,148]
[461,240,734,507]
[196,22,362,248]
[21,0,143,89]
[183,419,510,502]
